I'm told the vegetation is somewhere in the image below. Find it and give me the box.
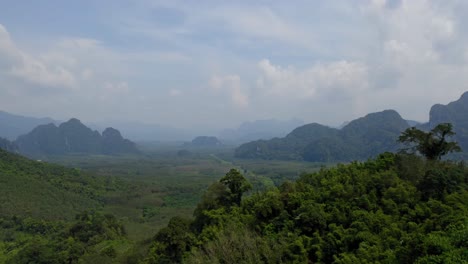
[0,149,112,219]
[427,91,468,158]
[145,152,468,263]
[236,110,409,162]
[1,122,467,263]
[399,123,462,160]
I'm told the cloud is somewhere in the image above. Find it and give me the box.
[256,59,369,99]
[0,24,76,88]
[4,1,468,130]
[215,6,308,45]
[209,74,248,108]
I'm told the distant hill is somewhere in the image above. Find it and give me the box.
[16,118,139,157]
[0,110,57,140]
[0,148,104,219]
[235,110,409,162]
[88,121,194,142]
[406,119,422,127]
[303,110,409,162]
[219,119,304,143]
[0,137,18,153]
[235,123,338,160]
[428,91,468,152]
[187,136,222,147]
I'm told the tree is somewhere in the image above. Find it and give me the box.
[398,123,462,160]
[219,169,252,205]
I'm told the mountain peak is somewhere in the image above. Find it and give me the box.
[16,120,138,157]
[459,91,468,101]
[102,127,123,140]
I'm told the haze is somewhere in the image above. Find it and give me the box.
[1,0,468,132]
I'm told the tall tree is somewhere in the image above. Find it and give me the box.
[398,123,461,160]
[219,169,252,205]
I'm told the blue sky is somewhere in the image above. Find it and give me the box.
[1,0,468,131]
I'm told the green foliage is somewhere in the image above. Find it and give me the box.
[148,153,468,263]
[69,211,126,244]
[428,91,468,158]
[399,123,462,160]
[219,169,252,205]
[0,211,129,263]
[145,216,195,263]
[0,149,115,219]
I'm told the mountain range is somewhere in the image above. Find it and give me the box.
[218,118,304,143]
[0,137,18,153]
[0,110,57,141]
[235,110,408,162]
[0,110,303,143]
[15,118,139,157]
[235,92,468,162]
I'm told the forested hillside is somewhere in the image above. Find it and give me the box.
[0,149,135,263]
[235,110,409,162]
[1,126,467,263]
[0,149,113,219]
[144,153,468,263]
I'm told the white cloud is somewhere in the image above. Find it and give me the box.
[209,74,248,108]
[0,24,77,89]
[256,59,369,99]
[3,1,468,129]
[9,60,76,88]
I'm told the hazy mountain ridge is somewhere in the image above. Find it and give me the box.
[219,119,304,143]
[235,110,409,162]
[303,110,409,162]
[16,118,139,157]
[185,136,222,147]
[234,123,338,160]
[87,121,195,142]
[427,91,468,152]
[236,92,468,162]
[0,110,57,141]
[0,137,19,153]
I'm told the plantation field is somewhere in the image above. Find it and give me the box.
[45,145,326,241]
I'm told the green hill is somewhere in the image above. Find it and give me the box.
[235,110,408,162]
[235,123,338,160]
[303,110,409,162]
[144,153,468,263]
[0,149,109,220]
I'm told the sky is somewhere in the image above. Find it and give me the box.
[1,0,468,131]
